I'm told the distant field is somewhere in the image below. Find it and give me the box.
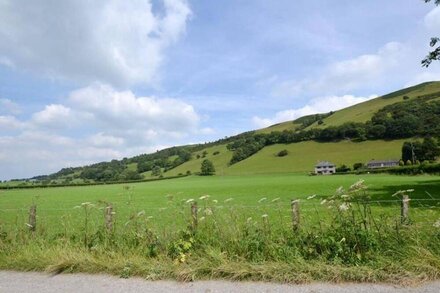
[1,173,439,232]
[228,139,407,175]
[162,139,408,176]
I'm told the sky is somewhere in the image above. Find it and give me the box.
[1,0,440,180]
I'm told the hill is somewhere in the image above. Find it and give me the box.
[4,81,440,186]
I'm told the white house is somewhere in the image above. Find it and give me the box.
[314,161,336,175]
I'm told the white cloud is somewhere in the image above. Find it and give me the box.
[0,84,209,179]
[252,94,377,128]
[0,0,191,86]
[424,6,440,32]
[0,115,24,130]
[0,98,21,115]
[68,83,200,135]
[272,42,406,98]
[31,104,78,129]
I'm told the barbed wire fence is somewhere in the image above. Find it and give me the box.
[1,195,439,234]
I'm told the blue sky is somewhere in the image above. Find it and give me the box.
[1,0,440,180]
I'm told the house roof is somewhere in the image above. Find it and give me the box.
[367,159,400,165]
[315,161,335,167]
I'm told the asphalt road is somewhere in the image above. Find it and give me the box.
[1,271,439,293]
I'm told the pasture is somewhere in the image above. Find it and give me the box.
[1,173,440,283]
[1,173,440,230]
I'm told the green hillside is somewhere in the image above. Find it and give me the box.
[257,81,440,133]
[7,81,440,186]
[162,139,407,176]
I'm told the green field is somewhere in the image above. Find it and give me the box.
[1,174,440,283]
[162,139,408,176]
[1,173,439,230]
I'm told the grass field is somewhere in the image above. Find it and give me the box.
[1,173,439,233]
[163,139,409,176]
[1,174,440,283]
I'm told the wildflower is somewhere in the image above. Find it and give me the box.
[434,219,440,228]
[199,216,206,222]
[307,195,316,200]
[204,208,213,216]
[339,237,346,243]
[224,198,233,203]
[262,214,268,218]
[320,199,327,205]
[339,202,350,212]
[349,179,365,191]
[147,216,153,220]
[212,199,218,204]
[137,210,145,217]
[246,217,253,223]
[341,194,350,199]
[185,199,194,204]
[271,197,280,203]
[199,195,210,200]
[335,186,344,195]
[258,197,267,203]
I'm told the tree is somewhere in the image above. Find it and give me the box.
[422,1,440,67]
[200,159,215,176]
[151,165,162,177]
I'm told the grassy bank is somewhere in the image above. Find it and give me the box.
[0,175,439,283]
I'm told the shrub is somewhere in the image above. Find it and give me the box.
[277,149,288,157]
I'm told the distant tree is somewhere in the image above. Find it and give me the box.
[137,161,153,173]
[336,164,351,173]
[353,162,364,170]
[421,137,440,161]
[151,165,162,177]
[200,159,215,176]
[202,151,208,158]
[422,1,440,67]
[213,151,220,155]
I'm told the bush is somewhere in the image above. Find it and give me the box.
[277,149,288,157]
[353,163,364,170]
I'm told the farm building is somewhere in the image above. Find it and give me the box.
[314,161,336,175]
[367,159,400,169]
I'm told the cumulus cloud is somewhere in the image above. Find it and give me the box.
[252,94,377,128]
[0,84,208,179]
[0,0,191,86]
[68,84,199,134]
[272,42,406,98]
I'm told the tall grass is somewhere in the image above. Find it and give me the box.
[0,180,440,283]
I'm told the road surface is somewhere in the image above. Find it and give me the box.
[0,271,439,293]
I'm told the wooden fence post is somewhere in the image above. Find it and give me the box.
[104,203,113,232]
[191,202,198,232]
[291,199,300,231]
[401,194,410,224]
[28,205,37,232]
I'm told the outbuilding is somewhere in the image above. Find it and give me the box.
[367,159,400,169]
